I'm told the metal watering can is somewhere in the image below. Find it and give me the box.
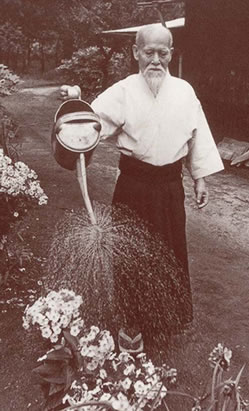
[51,99,101,224]
[51,99,101,170]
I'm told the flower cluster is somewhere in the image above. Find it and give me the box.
[79,326,115,371]
[63,351,175,410]
[0,152,48,205]
[0,64,21,96]
[24,290,249,411]
[22,289,83,343]
[208,343,232,371]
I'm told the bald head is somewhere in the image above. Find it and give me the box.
[136,24,173,49]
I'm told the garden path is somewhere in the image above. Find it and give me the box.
[0,80,249,410]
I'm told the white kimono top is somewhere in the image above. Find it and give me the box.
[91,71,224,180]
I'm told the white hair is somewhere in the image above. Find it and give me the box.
[136,24,173,49]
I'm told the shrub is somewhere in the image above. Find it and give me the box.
[0,152,48,284]
[56,47,105,101]
[0,64,22,96]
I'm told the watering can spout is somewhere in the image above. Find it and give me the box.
[77,153,97,225]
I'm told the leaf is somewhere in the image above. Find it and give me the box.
[45,390,65,411]
[33,362,60,377]
[234,364,245,387]
[46,347,73,361]
[48,383,64,396]
[42,375,66,384]
[63,329,79,351]
[64,364,75,391]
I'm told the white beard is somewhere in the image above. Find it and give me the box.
[143,69,166,97]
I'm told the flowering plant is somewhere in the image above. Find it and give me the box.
[63,351,175,411]
[0,151,48,235]
[0,151,48,205]
[23,289,84,343]
[23,290,249,411]
[23,289,175,411]
[0,151,48,284]
[0,64,21,96]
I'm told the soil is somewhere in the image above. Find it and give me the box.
[0,79,249,410]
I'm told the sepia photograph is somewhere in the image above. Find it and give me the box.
[0,1,249,410]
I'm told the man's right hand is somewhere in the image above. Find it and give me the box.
[60,85,81,100]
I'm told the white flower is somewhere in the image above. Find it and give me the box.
[86,326,100,341]
[121,377,132,391]
[100,393,111,401]
[22,318,30,330]
[52,324,61,335]
[41,326,52,339]
[81,345,89,357]
[143,360,155,375]
[50,333,59,343]
[119,352,134,363]
[134,380,146,395]
[70,325,81,336]
[123,363,136,376]
[86,360,98,371]
[112,393,130,411]
[86,345,98,358]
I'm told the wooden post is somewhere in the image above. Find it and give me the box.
[178,52,183,78]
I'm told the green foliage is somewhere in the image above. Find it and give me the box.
[0,112,21,161]
[33,332,78,410]
[0,22,26,56]
[0,0,184,73]
[0,231,33,286]
[24,299,249,411]
[0,64,21,96]
[57,47,105,101]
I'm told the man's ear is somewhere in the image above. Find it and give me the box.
[168,47,174,63]
[132,44,139,61]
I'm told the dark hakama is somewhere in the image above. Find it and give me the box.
[112,154,193,345]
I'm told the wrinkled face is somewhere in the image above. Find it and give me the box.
[132,28,173,75]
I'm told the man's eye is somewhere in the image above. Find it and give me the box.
[145,51,153,57]
[160,52,169,57]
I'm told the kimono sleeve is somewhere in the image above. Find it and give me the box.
[186,100,224,180]
[91,82,125,140]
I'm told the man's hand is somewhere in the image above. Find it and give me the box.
[60,85,81,100]
[194,177,209,209]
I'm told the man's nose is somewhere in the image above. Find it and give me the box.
[152,52,160,64]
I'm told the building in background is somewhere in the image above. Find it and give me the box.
[184,0,249,144]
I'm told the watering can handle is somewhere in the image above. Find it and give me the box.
[76,153,97,225]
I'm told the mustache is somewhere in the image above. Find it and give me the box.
[144,65,166,75]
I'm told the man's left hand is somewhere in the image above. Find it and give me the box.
[194,177,209,209]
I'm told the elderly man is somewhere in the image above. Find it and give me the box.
[63,24,223,350]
